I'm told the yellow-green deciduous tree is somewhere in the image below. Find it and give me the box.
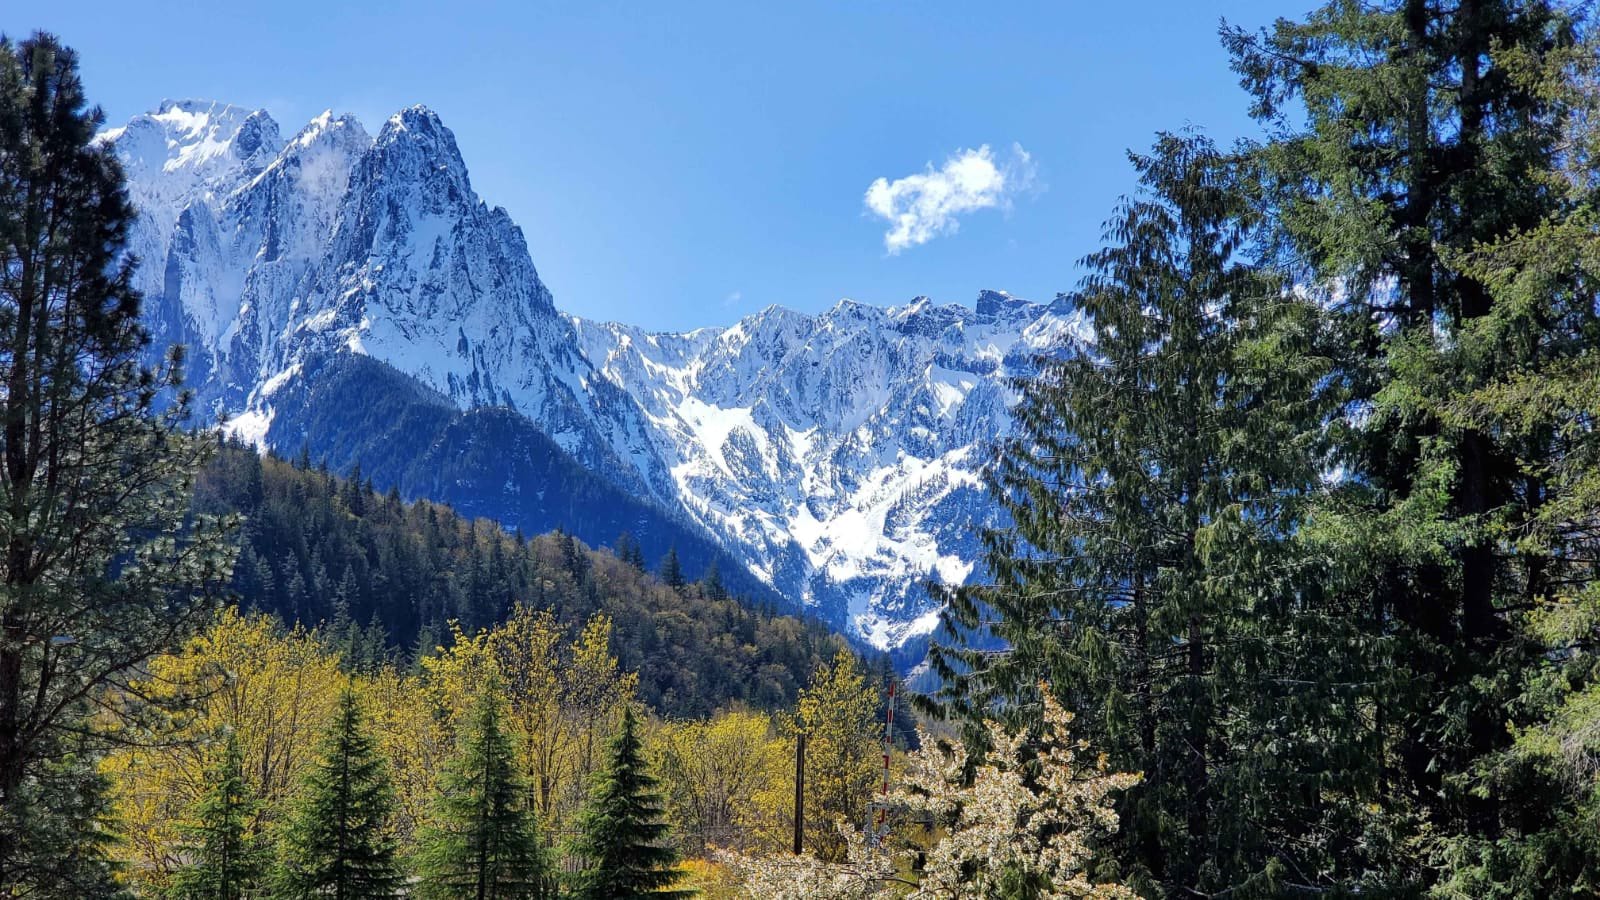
[420,609,637,833]
[648,709,787,853]
[793,651,882,862]
[103,609,345,893]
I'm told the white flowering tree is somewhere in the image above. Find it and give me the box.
[721,688,1141,899]
[720,825,899,900]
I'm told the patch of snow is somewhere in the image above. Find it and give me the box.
[222,407,274,450]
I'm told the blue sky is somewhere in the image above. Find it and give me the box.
[6,0,1297,331]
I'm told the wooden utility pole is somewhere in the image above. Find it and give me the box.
[793,729,806,855]
[876,679,896,830]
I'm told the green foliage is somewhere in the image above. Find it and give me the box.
[273,689,403,900]
[931,132,1347,895]
[169,734,268,900]
[22,8,1600,898]
[1406,214,1600,893]
[568,706,692,900]
[701,560,728,602]
[1,747,129,899]
[414,687,553,900]
[614,531,646,570]
[932,1,1600,896]
[0,31,237,892]
[1224,0,1596,892]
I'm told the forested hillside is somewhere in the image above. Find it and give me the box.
[193,439,857,717]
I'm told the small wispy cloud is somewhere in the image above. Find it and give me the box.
[723,290,743,308]
[864,143,1036,254]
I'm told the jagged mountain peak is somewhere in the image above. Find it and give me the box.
[287,109,370,150]
[371,105,468,173]
[826,296,875,315]
[383,103,450,134]
[157,97,250,116]
[731,303,813,333]
[975,287,1033,318]
[346,103,500,242]
[155,97,275,139]
[106,99,280,178]
[106,99,624,474]
[575,288,1079,649]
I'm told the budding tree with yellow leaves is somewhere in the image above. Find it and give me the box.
[790,650,883,862]
[101,609,346,894]
[100,599,949,897]
[419,607,637,833]
[648,709,789,853]
[102,604,645,891]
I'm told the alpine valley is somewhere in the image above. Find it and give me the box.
[103,99,1084,660]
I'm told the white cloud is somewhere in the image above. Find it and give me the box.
[723,290,743,308]
[864,143,1035,254]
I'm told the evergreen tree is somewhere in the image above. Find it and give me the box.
[415,687,553,900]
[700,559,727,602]
[559,531,587,581]
[273,688,403,900]
[170,734,267,900]
[330,596,357,659]
[567,706,690,900]
[343,461,366,517]
[1423,180,1600,897]
[192,442,852,717]
[613,531,646,570]
[1225,0,1588,888]
[412,621,445,673]
[0,32,236,892]
[929,133,1341,893]
[658,546,685,593]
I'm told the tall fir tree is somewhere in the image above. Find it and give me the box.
[1225,0,1589,888]
[658,546,685,594]
[169,734,268,900]
[613,532,645,571]
[273,688,404,900]
[1373,34,1600,892]
[0,32,236,894]
[927,133,1349,894]
[415,686,553,900]
[700,559,727,602]
[567,706,690,900]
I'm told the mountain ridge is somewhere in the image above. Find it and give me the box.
[102,99,1083,650]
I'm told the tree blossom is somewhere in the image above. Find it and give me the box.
[720,687,1141,899]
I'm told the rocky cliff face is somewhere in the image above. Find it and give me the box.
[106,99,665,498]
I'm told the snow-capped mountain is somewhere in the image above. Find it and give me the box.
[573,292,1082,647]
[104,99,666,500]
[103,99,1083,650]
